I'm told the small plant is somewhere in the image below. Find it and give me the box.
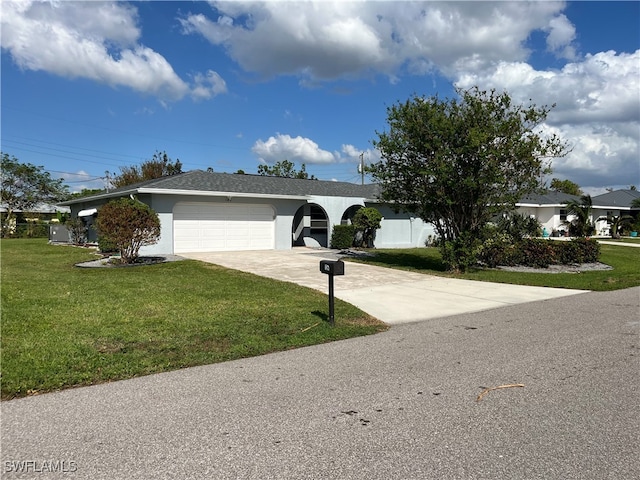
[95,198,160,264]
[65,218,88,245]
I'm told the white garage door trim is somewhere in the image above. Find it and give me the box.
[173,202,275,253]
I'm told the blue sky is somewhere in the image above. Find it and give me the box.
[2,1,639,194]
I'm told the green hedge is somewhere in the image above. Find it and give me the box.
[479,238,600,268]
[330,225,356,249]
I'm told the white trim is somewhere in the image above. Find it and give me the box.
[137,188,307,201]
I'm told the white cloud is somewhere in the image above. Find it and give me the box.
[181,1,568,81]
[252,134,336,164]
[1,0,226,101]
[545,14,577,60]
[454,50,640,189]
[191,70,228,100]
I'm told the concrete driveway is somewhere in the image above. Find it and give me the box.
[181,248,586,324]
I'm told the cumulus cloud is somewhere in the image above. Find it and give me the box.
[252,134,336,164]
[455,50,640,189]
[545,14,577,60]
[1,0,226,102]
[180,1,568,81]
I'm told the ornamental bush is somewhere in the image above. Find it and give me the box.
[95,198,160,264]
[478,237,600,268]
[352,207,382,248]
[330,225,356,249]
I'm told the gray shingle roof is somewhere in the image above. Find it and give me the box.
[61,170,381,204]
[592,189,640,208]
[517,191,581,206]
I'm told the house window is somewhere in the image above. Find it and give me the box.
[560,209,567,222]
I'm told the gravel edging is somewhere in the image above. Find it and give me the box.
[495,262,613,274]
[75,255,185,268]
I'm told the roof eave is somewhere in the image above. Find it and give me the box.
[58,188,140,206]
[137,187,308,201]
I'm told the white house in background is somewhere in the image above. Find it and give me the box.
[591,190,640,236]
[515,191,582,234]
[59,170,434,255]
[516,190,640,236]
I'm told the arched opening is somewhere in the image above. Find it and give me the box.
[292,203,329,247]
[340,205,362,225]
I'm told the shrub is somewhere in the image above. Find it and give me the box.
[552,238,600,264]
[97,235,118,254]
[518,239,556,268]
[65,218,88,245]
[352,207,383,248]
[330,225,356,249]
[478,233,517,267]
[95,198,160,264]
[441,233,482,272]
[497,213,542,241]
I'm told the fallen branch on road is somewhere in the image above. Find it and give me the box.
[476,384,525,402]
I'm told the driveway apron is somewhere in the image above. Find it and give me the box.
[180,249,586,324]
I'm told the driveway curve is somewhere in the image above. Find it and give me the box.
[181,248,586,325]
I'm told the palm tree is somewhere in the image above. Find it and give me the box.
[564,194,595,237]
[597,214,634,239]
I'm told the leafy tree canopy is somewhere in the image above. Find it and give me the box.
[111,151,182,188]
[369,87,568,271]
[550,178,583,196]
[68,188,105,199]
[1,152,69,224]
[257,160,316,179]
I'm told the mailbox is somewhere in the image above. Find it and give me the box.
[319,259,344,276]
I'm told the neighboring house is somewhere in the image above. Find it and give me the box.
[515,191,582,234]
[591,190,640,236]
[516,190,640,236]
[59,170,434,255]
[1,203,70,236]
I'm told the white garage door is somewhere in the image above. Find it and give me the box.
[174,203,275,253]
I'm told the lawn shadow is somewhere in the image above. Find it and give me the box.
[359,251,448,272]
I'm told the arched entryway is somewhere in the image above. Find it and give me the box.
[340,205,362,225]
[292,203,329,247]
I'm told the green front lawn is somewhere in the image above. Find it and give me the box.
[351,244,640,291]
[1,239,386,400]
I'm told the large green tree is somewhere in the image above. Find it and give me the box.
[257,160,316,179]
[550,178,583,196]
[369,87,567,271]
[111,151,182,188]
[1,153,69,233]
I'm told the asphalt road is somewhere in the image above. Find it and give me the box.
[2,287,639,480]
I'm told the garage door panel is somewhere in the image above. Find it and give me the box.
[174,203,275,253]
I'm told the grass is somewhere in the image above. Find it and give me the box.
[350,244,640,291]
[1,239,386,400]
[599,237,640,244]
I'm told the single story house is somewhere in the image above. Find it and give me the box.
[59,170,435,255]
[591,189,640,236]
[516,190,640,236]
[516,191,582,234]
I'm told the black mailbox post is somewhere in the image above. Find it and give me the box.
[319,260,345,325]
